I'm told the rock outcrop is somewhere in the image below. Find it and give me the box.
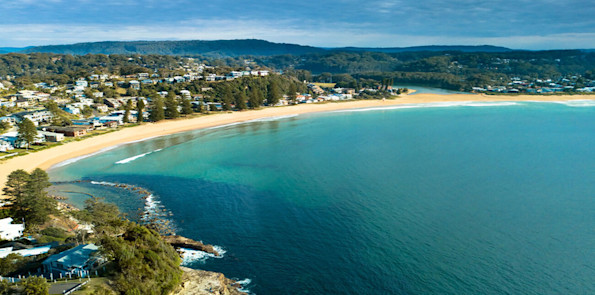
[172,267,247,295]
[163,235,220,256]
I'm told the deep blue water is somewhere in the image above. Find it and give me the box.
[49,101,595,294]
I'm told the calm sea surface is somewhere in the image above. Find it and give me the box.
[49,100,595,294]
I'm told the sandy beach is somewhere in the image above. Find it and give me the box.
[0,93,592,196]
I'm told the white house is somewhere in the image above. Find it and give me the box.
[0,218,25,241]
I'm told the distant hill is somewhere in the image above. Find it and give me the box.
[20,40,519,56]
[0,47,29,54]
[21,39,327,57]
[334,45,513,53]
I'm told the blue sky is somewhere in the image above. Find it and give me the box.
[1,0,594,49]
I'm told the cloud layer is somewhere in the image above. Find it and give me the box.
[1,0,594,49]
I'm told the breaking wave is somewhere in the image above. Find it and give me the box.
[115,149,162,164]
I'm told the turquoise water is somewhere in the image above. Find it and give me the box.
[394,84,468,95]
[48,101,595,294]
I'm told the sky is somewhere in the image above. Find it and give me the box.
[0,0,594,49]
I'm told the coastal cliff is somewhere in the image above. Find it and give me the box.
[172,267,247,295]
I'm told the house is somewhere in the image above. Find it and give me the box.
[0,245,52,258]
[0,139,14,152]
[39,131,65,142]
[104,98,121,108]
[0,218,25,241]
[15,99,29,108]
[95,104,109,113]
[75,79,88,88]
[42,244,103,276]
[129,80,140,90]
[14,110,53,126]
[137,73,150,79]
[43,126,88,137]
[63,105,81,115]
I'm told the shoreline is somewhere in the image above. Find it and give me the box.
[0,93,593,196]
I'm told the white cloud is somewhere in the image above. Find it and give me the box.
[0,22,594,50]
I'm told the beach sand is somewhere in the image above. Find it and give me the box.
[0,93,592,196]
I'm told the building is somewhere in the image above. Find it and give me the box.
[43,126,88,137]
[42,244,103,276]
[38,131,65,142]
[0,218,25,241]
[14,110,53,126]
[0,245,52,258]
[129,80,140,90]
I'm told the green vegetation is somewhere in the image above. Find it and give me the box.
[1,167,183,295]
[17,119,38,150]
[149,98,165,122]
[101,224,182,294]
[3,168,56,227]
[135,99,145,123]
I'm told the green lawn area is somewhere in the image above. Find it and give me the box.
[313,82,336,88]
[64,277,111,295]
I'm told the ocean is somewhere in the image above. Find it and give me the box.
[48,100,595,294]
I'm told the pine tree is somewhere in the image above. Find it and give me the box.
[17,118,37,150]
[149,97,165,122]
[288,83,298,104]
[164,93,179,119]
[222,87,233,111]
[180,98,193,115]
[123,100,132,123]
[267,80,281,106]
[248,87,263,109]
[136,99,145,123]
[235,91,247,110]
[3,169,30,202]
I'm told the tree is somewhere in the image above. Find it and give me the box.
[267,80,281,106]
[221,86,233,111]
[235,91,247,110]
[288,83,298,104]
[180,98,193,115]
[3,169,30,203]
[101,224,182,295]
[194,100,203,113]
[248,87,263,109]
[0,121,10,133]
[136,99,145,123]
[164,93,179,119]
[20,276,49,295]
[123,100,132,123]
[17,118,37,150]
[149,98,165,122]
[7,169,56,226]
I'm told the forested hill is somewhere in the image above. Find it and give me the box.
[333,45,512,53]
[20,39,516,56]
[21,39,327,57]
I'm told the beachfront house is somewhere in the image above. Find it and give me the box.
[42,244,103,276]
[43,126,88,137]
[0,218,25,241]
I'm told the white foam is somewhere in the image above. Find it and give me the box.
[333,101,520,113]
[204,114,299,131]
[50,146,119,169]
[179,245,226,265]
[548,99,595,107]
[115,148,162,164]
[235,278,253,293]
[90,181,117,186]
[247,114,299,122]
